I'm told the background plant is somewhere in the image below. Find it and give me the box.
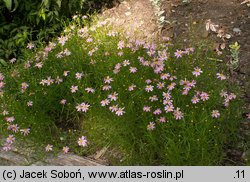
[0,0,113,65]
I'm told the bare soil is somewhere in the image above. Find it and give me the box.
[101,0,159,40]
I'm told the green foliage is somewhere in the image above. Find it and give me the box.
[0,17,243,165]
[0,0,113,62]
[229,42,240,70]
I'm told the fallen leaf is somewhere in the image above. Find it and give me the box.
[125,12,131,16]
[225,34,231,39]
[210,24,218,32]
[220,43,226,50]
[241,0,250,4]
[94,147,108,159]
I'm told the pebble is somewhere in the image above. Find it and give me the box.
[233,28,241,34]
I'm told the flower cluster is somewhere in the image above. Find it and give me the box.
[1,112,30,151]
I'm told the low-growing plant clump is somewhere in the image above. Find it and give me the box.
[0,15,242,165]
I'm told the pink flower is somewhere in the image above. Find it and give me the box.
[2,110,9,116]
[149,95,158,102]
[157,82,165,89]
[212,110,220,118]
[109,105,118,112]
[117,40,125,49]
[45,144,53,152]
[100,99,110,106]
[117,51,123,56]
[0,73,5,81]
[78,136,88,147]
[128,84,136,91]
[192,67,203,77]
[216,73,226,80]
[40,79,47,86]
[60,99,67,105]
[2,143,11,151]
[86,37,93,42]
[162,92,171,99]
[0,81,5,89]
[21,82,29,90]
[143,106,151,112]
[174,50,183,58]
[27,42,35,49]
[63,146,70,154]
[70,86,78,93]
[167,82,176,90]
[163,99,173,105]
[220,91,227,98]
[76,103,90,112]
[200,92,209,101]
[160,73,170,80]
[173,108,184,120]
[85,87,95,93]
[164,104,174,113]
[147,49,155,57]
[58,36,68,46]
[182,89,189,95]
[43,77,54,86]
[9,58,16,64]
[102,85,112,91]
[145,85,154,92]
[34,62,43,69]
[63,71,70,76]
[129,67,137,73]
[191,95,200,104]
[20,128,30,136]
[104,76,113,84]
[6,135,15,144]
[145,79,152,84]
[63,48,71,56]
[223,100,229,107]
[153,108,162,115]
[147,122,155,130]
[123,60,130,66]
[158,117,167,123]
[190,80,196,87]
[75,72,83,80]
[27,101,33,107]
[55,76,63,84]
[228,93,236,100]
[10,124,19,133]
[5,116,15,123]
[115,107,125,116]
[108,92,118,101]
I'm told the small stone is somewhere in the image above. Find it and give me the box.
[233,28,241,34]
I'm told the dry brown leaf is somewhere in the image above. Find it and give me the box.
[94,147,108,160]
[205,22,210,31]
[241,0,250,4]
[220,43,226,50]
[225,34,231,39]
